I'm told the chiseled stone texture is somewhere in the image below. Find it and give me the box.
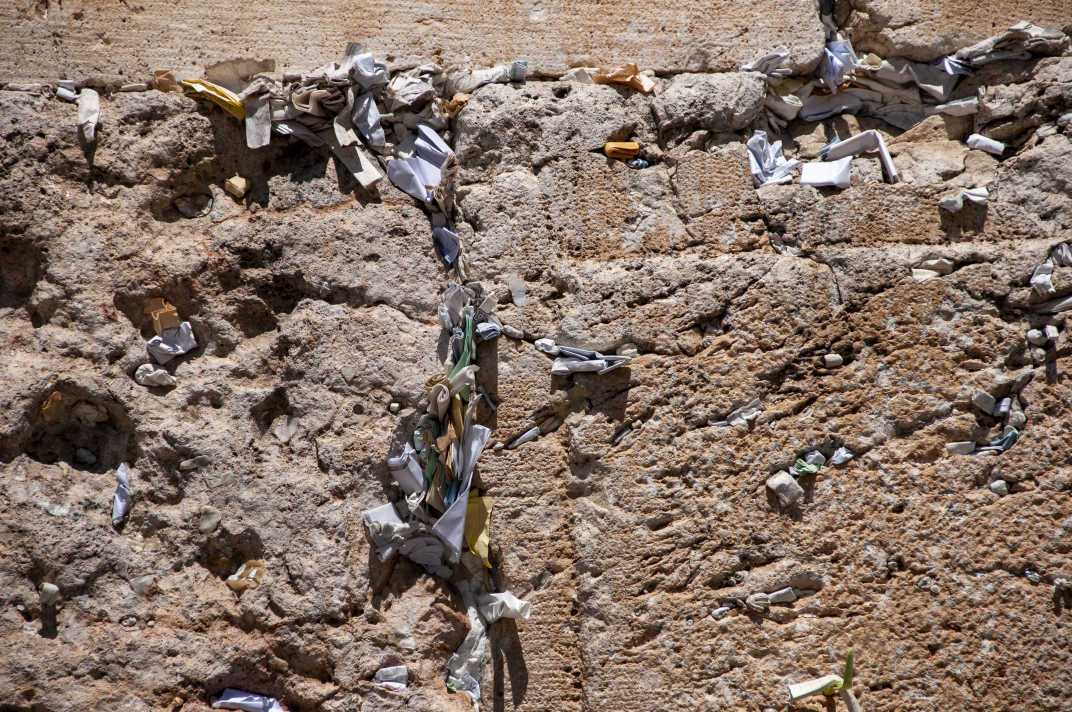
[846,0,1072,62]
[0,0,823,83]
[2,43,1072,712]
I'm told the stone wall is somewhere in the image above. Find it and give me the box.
[1,5,1071,712]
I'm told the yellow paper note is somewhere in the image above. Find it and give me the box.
[465,492,493,568]
[181,79,245,120]
[594,63,655,94]
[604,141,640,160]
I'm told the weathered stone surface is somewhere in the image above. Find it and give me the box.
[3,35,1072,712]
[652,73,767,143]
[846,1,1072,61]
[0,0,824,83]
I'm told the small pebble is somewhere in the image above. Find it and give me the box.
[121,615,138,627]
[388,402,400,414]
[1026,329,1047,346]
[710,606,731,619]
[1025,570,1041,584]
[823,353,843,368]
[989,479,1009,496]
[501,324,523,339]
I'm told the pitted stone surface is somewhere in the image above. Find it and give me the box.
[0,0,823,83]
[2,26,1072,712]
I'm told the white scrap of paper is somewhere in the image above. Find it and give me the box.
[76,89,100,143]
[211,688,285,712]
[938,187,988,213]
[788,674,843,702]
[966,133,1005,156]
[477,591,533,623]
[134,363,176,387]
[746,130,798,187]
[800,156,851,188]
[111,462,132,528]
[821,130,898,183]
[373,665,409,691]
[387,442,425,495]
[147,322,197,364]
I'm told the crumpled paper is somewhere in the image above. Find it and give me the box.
[147,322,198,364]
[593,63,655,93]
[477,591,532,623]
[746,130,797,186]
[211,688,285,712]
[134,363,177,387]
[226,560,266,591]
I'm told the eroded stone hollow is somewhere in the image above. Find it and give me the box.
[1,5,1072,712]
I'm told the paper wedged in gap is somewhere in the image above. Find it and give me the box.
[446,598,487,704]
[317,128,383,188]
[274,120,326,147]
[788,674,843,701]
[226,560,265,591]
[147,322,197,364]
[205,58,276,93]
[742,48,790,76]
[954,22,1070,65]
[939,187,988,212]
[433,424,490,555]
[593,63,655,93]
[746,131,797,186]
[821,130,898,183]
[111,463,132,527]
[967,133,1004,156]
[373,666,409,691]
[76,89,100,143]
[478,591,532,622]
[399,536,444,569]
[551,357,607,374]
[388,442,425,495]
[212,688,285,712]
[181,79,246,120]
[465,493,492,568]
[354,91,385,148]
[134,363,177,387]
[363,502,413,561]
[243,93,272,149]
[800,156,851,188]
[820,39,858,89]
[800,92,863,121]
[387,157,433,201]
[353,52,390,89]
[865,56,957,101]
[433,227,460,264]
